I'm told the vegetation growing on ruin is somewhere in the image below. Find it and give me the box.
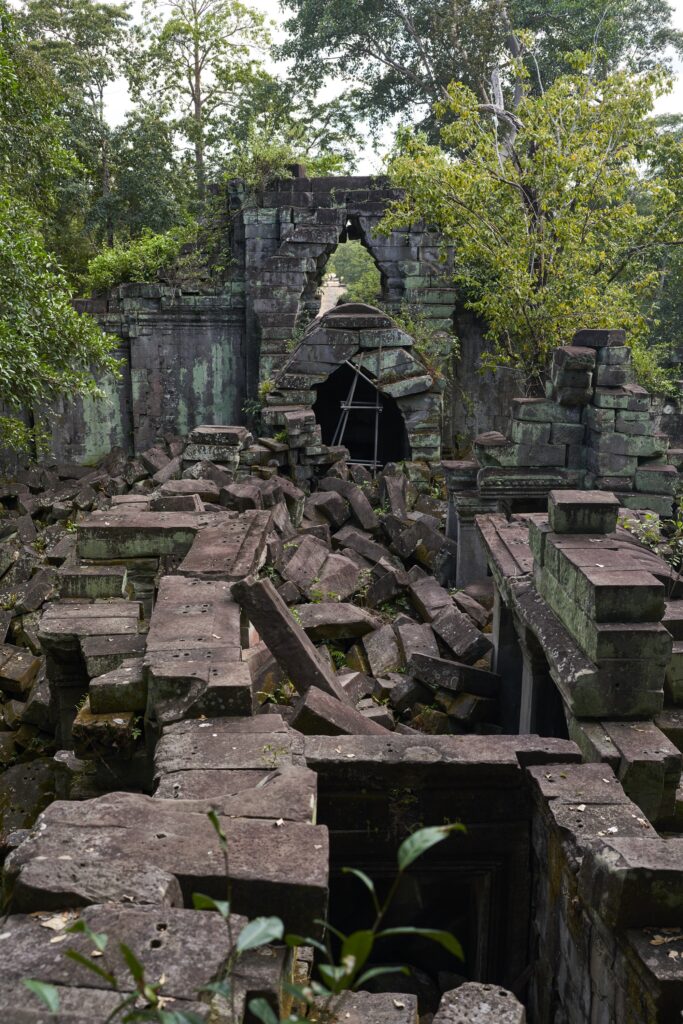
[384,55,683,391]
[25,815,465,1023]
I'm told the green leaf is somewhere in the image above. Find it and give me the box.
[340,929,374,977]
[284,933,327,956]
[64,949,116,986]
[248,997,280,1024]
[376,926,464,960]
[236,916,284,953]
[119,943,146,987]
[191,892,230,918]
[23,980,60,1012]
[199,980,232,997]
[65,919,110,954]
[317,963,349,994]
[207,809,227,849]
[355,965,410,987]
[397,823,465,871]
[341,867,380,913]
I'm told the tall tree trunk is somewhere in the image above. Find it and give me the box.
[100,92,114,247]
[193,40,205,205]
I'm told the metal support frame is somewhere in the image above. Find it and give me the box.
[331,359,383,473]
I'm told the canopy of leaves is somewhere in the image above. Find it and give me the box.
[279,0,683,136]
[0,187,120,449]
[384,58,683,391]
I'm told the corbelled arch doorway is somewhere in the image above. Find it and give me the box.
[268,303,443,467]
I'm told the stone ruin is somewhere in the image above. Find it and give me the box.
[0,347,680,1022]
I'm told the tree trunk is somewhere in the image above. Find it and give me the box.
[193,40,205,205]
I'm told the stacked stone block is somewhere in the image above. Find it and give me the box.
[470,329,680,516]
[530,491,670,719]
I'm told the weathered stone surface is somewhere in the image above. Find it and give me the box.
[9,857,183,911]
[177,510,271,579]
[159,478,220,502]
[434,983,526,1023]
[72,700,136,760]
[57,563,127,600]
[432,606,492,664]
[578,837,683,928]
[232,576,348,701]
[318,478,379,531]
[282,535,329,591]
[89,658,147,714]
[7,792,329,933]
[81,633,146,678]
[0,644,42,696]
[363,624,403,676]
[394,621,440,662]
[291,687,389,735]
[293,602,380,640]
[409,653,500,698]
[0,758,56,842]
[77,510,203,560]
[0,903,247,1001]
[548,489,619,534]
[314,991,418,1023]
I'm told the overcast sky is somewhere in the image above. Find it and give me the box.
[105,0,683,173]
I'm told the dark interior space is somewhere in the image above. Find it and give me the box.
[313,363,410,467]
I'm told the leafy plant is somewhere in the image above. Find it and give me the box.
[250,822,465,1023]
[25,817,464,1024]
[83,224,199,293]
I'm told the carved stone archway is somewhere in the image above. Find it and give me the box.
[265,303,443,464]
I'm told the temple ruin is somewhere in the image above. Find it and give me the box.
[0,177,681,1023]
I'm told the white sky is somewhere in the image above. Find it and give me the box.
[105,0,683,173]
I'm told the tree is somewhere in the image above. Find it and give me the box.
[136,0,269,204]
[19,0,133,248]
[279,0,683,136]
[108,105,193,241]
[0,1,71,216]
[328,241,381,304]
[384,58,683,391]
[0,3,120,451]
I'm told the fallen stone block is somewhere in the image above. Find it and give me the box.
[81,634,146,678]
[291,686,389,735]
[159,478,220,502]
[220,482,264,511]
[363,624,403,676]
[177,510,271,580]
[9,857,183,911]
[71,700,136,760]
[0,644,42,697]
[293,602,380,641]
[189,424,253,447]
[578,836,683,928]
[139,446,170,475]
[394,621,440,662]
[333,525,392,564]
[57,563,128,600]
[313,552,360,601]
[7,794,329,934]
[282,535,329,591]
[78,510,201,560]
[314,991,418,1023]
[432,605,492,664]
[232,576,348,702]
[409,653,500,698]
[408,576,453,622]
[89,658,147,714]
[318,478,379,531]
[305,490,350,529]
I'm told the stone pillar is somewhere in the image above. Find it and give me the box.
[491,588,523,732]
[452,493,497,587]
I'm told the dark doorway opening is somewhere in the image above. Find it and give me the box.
[313,362,409,468]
